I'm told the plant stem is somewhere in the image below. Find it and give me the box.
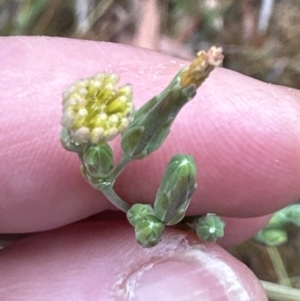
[266,246,292,287]
[261,280,300,301]
[101,188,130,212]
[108,155,131,180]
[79,151,132,212]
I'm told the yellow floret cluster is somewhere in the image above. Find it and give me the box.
[61,73,134,144]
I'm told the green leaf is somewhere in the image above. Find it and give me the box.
[126,204,165,248]
[120,69,197,160]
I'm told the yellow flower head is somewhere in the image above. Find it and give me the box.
[180,46,223,88]
[61,73,134,144]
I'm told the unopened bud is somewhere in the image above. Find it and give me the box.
[266,209,290,229]
[121,76,196,160]
[254,229,288,246]
[134,216,165,248]
[127,203,156,226]
[283,204,300,227]
[154,154,197,225]
[82,143,114,178]
[121,47,223,160]
[194,214,225,242]
[127,204,165,248]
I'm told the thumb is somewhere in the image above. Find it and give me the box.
[0,222,267,300]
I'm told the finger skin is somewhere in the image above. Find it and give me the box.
[0,222,267,301]
[219,215,272,248]
[1,36,300,233]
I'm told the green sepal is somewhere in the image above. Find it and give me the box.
[60,127,86,153]
[122,119,172,160]
[132,69,184,122]
[132,95,160,122]
[194,214,225,242]
[254,228,288,246]
[121,70,197,160]
[82,143,114,178]
[127,203,156,226]
[126,204,165,248]
[154,154,197,225]
[134,216,165,248]
[81,165,113,191]
[121,126,145,158]
[144,118,172,156]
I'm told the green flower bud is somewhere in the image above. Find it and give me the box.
[134,216,165,248]
[121,75,195,160]
[261,204,300,231]
[82,143,114,178]
[254,229,288,246]
[194,214,225,242]
[266,209,290,229]
[126,204,165,248]
[154,154,197,226]
[284,204,300,227]
[121,47,223,160]
[126,204,156,226]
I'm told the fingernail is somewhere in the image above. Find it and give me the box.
[121,245,251,301]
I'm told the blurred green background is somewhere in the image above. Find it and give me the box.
[1,0,300,88]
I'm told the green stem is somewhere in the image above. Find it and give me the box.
[266,246,292,287]
[101,188,130,212]
[261,280,300,301]
[79,151,131,213]
[108,155,131,180]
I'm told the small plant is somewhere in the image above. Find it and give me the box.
[254,203,300,247]
[253,204,300,300]
[60,46,226,248]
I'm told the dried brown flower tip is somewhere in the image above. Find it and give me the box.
[180,46,224,88]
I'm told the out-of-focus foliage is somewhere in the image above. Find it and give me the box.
[1,0,299,89]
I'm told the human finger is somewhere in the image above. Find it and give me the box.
[0,222,267,301]
[1,36,299,233]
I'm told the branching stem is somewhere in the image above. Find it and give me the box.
[108,155,131,180]
[101,187,130,212]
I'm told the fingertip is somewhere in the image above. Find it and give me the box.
[218,215,272,248]
[1,36,300,233]
[0,222,267,300]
